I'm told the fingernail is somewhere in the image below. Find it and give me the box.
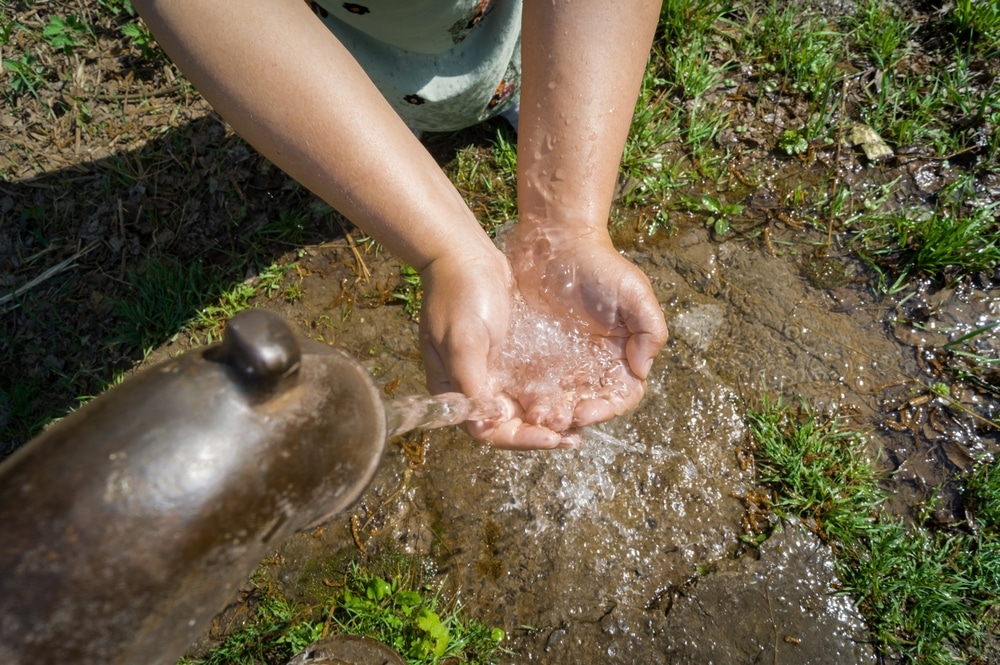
[642,358,654,378]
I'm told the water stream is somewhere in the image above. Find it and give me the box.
[384,392,509,439]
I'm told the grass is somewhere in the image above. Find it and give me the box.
[746,394,1000,665]
[180,579,323,665]
[845,0,915,71]
[181,552,508,665]
[446,128,519,235]
[851,174,1000,293]
[950,0,1000,50]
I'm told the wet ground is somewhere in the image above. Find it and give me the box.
[166,187,996,663]
[3,2,998,658]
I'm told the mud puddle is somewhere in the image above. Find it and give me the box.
[206,185,998,663]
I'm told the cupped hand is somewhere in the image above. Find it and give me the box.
[504,223,668,431]
[418,247,571,450]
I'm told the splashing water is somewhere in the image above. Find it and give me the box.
[384,392,512,438]
[488,293,629,414]
[385,220,632,438]
[382,295,626,438]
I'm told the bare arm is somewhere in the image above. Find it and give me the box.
[132,0,498,271]
[501,0,668,431]
[518,0,663,234]
[134,0,570,448]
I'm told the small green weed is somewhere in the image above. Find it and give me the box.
[121,19,161,61]
[331,562,506,665]
[393,264,423,321]
[747,394,1000,665]
[2,53,46,101]
[97,0,137,17]
[0,14,15,45]
[680,193,744,235]
[42,15,93,55]
[778,129,809,156]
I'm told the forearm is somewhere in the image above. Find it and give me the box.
[133,0,497,269]
[518,0,661,234]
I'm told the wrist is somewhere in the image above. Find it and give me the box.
[419,238,511,286]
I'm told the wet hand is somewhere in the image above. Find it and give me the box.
[505,224,668,431]
[418,248,570,450]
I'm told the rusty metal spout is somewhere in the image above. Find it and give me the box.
[0,310,386,665]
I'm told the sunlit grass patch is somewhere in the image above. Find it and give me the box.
[740,1,843,98]
[949,0,1000,51]
[659,0,733,43]
[844,0,915,70]
[850,177,1000,293]
[180,552,508,665]
[447,129,518,233]
[621,54,685,216]
[746,394,1000,665]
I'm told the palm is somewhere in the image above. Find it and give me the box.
[505,227,668,430]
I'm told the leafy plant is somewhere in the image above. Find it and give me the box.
[331,563,506,665]
[122,19,161,61]
[681,193,744,235]
[778,129,808,156]
[42,15,92,55]
[2,53,46,101]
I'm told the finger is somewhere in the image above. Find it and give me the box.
[573,377,645,427]
[470,417,563,450]
[625,331,666,380]
[420,336,452,394]
[558,430,584,449]
[525,395,575,432]
[572,397,620,427]
[621,294,668,380]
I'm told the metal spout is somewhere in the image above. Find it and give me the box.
[0,310,386,665]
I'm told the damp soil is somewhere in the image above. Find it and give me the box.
[224,207,995,665]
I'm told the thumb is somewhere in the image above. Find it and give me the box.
[622,294,668,380]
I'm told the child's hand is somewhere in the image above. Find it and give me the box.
[418,247,569,450]
[505,223,669,431]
